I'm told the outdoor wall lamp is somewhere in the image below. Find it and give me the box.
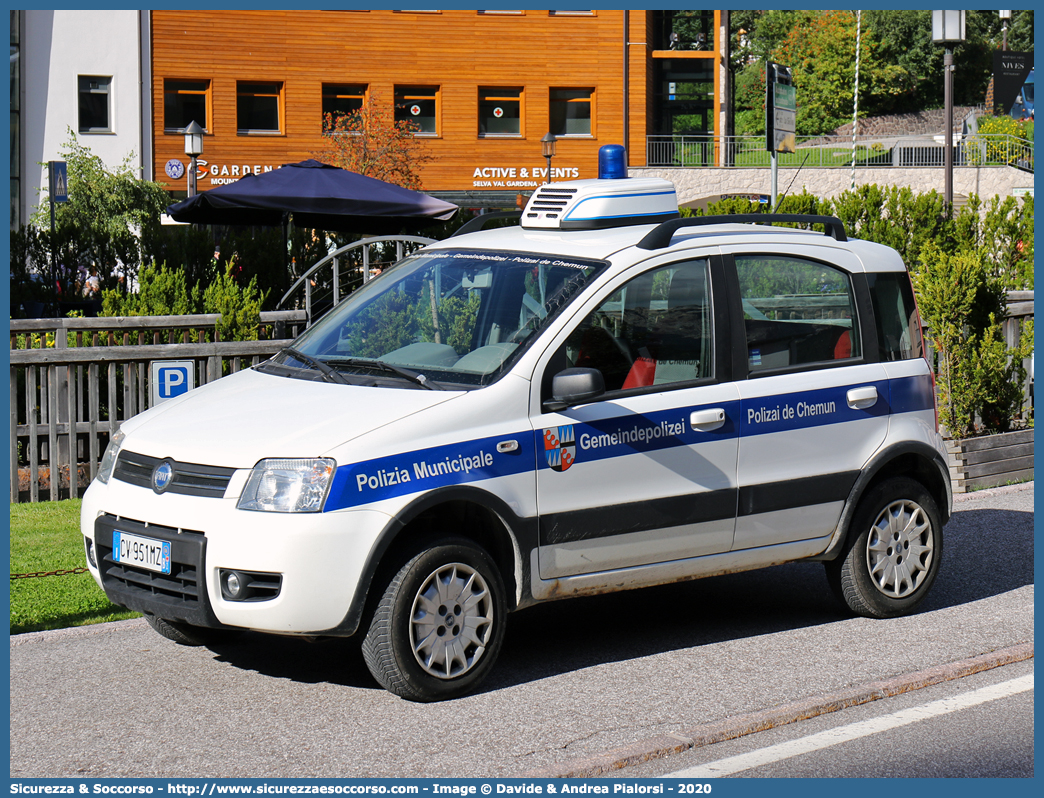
[931,10,966,212]
[184,120,204,197]
[541,132,557,184]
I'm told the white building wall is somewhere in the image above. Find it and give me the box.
[20,9,149,226]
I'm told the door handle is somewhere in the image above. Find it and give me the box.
[847,386,878,410]
[690,408,726,431]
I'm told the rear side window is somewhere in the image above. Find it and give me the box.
[735,255,859,374]
[866,272,923,361]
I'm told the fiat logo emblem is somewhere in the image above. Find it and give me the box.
[152,461,175,494]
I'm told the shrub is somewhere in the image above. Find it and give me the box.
[203,265,266,342]
[913,243,1031,437]
[100,262,265,343]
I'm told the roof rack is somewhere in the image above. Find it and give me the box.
[635,213,848,251]
[451,210,522,237]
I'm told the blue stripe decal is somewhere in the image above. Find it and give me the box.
[890,371,936,414]
[738,380,891,437]
[325,433,536,512]
[542,403,739,470]
[564,190,677,220]
[323,374,934,510]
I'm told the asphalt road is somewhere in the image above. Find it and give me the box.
[9,483,1033,779]
[617,659,1034,778]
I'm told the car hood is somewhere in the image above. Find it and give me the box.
[118,367,462,468]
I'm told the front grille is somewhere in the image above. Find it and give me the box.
[96,515,220,627]
[114,450,237,498]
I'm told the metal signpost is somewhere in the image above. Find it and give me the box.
[48,160,68,304]
[765,62,795,210]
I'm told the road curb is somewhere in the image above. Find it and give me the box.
[952,480,1033,502]
[10,616,146,647]
[520,641,1034,778]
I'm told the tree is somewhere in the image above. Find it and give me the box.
[313,92,434,190]
[773,11,907,135]
[29,131,169,292]
[731,10,1033,134]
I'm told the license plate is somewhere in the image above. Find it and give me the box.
[113,531,172,575]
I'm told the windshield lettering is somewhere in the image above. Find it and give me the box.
[288,249,606,387]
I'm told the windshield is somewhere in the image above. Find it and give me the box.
[285,248,607,387]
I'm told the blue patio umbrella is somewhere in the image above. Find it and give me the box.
[165,159,458,233]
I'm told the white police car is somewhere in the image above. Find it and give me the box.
[83,147,951,702]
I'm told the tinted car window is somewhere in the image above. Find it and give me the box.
[560,259,712,391]
[736,255,859,373]
[866,272,923,361]
[290,249,607,387]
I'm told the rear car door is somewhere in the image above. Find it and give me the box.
[530,253,741,579]
[722,245,890,551]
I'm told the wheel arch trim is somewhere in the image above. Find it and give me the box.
[813,440,952,561]
[319,486,535,637]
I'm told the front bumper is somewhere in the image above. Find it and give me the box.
[81,475,393,635]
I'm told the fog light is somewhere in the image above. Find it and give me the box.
[218,568,282,602]
[222,570,245,600]
[84,537,97,569]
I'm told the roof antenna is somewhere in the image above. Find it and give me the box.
[771,151,810,213]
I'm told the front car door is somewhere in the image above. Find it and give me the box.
[529,253,741,580]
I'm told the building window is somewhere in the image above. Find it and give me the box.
[237,81,283,134]
[164,79,210,133]
[550,88,593,137]
[322,83,367,121]
[654,10,714,52]
[78,75,111,133]
[479,87,522,136]
[653,60,715,136]
[394,85,439,135]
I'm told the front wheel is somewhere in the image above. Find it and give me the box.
[362,539,507,702]
[826,477,943,619]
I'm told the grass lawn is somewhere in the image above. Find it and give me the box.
[10,499,138,634]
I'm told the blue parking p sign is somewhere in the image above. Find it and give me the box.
[150,361,195,406]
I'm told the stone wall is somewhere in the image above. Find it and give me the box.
[629,165,1032,207]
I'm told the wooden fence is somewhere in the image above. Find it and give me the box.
[9,311,305,503]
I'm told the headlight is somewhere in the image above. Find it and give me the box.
[238,458,336,513]
[96,430,125,484]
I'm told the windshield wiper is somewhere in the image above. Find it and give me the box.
[281,347,350,385]
[325,357,443,390]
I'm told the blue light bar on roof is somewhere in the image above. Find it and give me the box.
[598,145,627,179]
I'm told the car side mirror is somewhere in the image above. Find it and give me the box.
[543,368,605,412]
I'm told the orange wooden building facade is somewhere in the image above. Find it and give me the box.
[150,9,722,203]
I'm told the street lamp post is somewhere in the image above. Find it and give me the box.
[932,10,966,212]
[541,132,557,184]
[1000,10,1011,51]
[184,120,204,197]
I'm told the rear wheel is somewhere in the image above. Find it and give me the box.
[362,539,507,702]
[826,477,943,618]
[144,615,241,647]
